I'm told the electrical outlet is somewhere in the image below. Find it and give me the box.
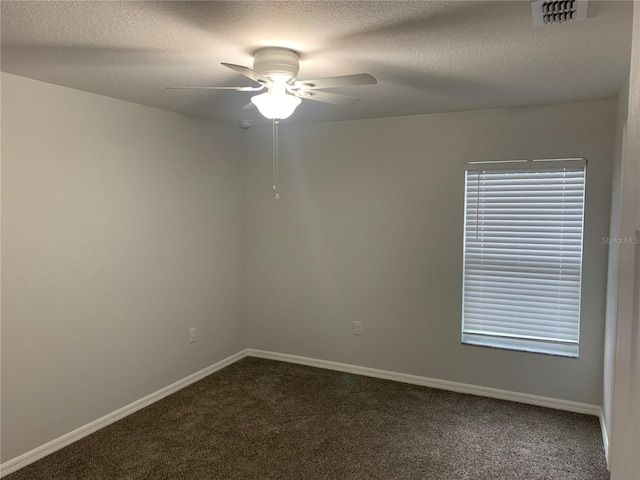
[189,328,196,343]
[353,321,362,336]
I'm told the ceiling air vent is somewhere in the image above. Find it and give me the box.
[531,0,588,26]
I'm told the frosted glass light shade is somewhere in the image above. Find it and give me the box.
[251,92,301,120]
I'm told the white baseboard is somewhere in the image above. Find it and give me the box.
[2,348,605,477]
[599,407,610,470]
[246,349,601,416]
[0,349,249,478]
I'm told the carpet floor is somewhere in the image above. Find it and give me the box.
[5,357,609,479]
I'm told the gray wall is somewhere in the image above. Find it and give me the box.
[603,75,630,441]
[609,4,640,476]
[245,99,616,405]
[1,73,247,462]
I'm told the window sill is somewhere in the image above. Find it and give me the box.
[461,333,579,358]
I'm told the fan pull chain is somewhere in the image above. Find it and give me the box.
[272,119,280,200]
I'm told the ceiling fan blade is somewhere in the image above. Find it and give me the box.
[294,90,360,106]
[294,73,377,90]
[167,85,264,91]
[221,63,270,84]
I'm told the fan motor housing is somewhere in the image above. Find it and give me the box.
[253,47,300,80]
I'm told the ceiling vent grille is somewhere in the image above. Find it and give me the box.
[531,0,588,26]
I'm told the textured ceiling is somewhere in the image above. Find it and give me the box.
[0,1,633,126]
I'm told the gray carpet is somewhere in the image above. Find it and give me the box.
[5,357,609,479]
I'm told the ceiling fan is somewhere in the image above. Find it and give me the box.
[168,47,377,120]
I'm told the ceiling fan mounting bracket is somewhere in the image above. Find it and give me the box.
[252,47,300,81]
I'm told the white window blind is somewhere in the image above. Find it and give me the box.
[461,160,586,357]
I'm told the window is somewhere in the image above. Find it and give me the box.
[461,159,586,357]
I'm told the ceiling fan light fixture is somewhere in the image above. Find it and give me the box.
[169,47,375,119]
[251,91,301,120]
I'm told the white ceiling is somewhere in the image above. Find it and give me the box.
[0,1,633,126]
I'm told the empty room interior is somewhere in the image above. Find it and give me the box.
[1,1,639,479]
